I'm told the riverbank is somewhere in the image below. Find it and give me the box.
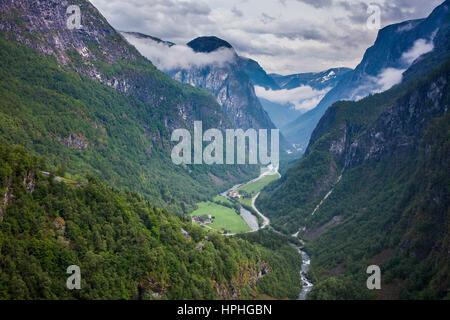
[194,165,314,299]
[222,165,279,232]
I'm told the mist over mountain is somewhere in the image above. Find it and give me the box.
[284,0,450,150]
[249,67,352,146]
[124,33,277,132]
[0,0,448,303]
[256,0,450,300]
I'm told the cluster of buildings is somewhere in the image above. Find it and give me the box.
[229,191,241,199]
[193,214,213,225]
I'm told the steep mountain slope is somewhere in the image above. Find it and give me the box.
[0,0,226,132]
[240,57,280,90]
[257,58,449,299]
[257,98,300,136]
[270,68,352,91]
[256,68,352,141]
[172,36,277,131]
[123,33,277,131]
[284,0,450,149]
[0,143,301,300]
[0,0,259,213]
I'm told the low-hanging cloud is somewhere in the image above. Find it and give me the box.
[401,38,435,65]
[255,85,331,112]
[352,36,435,100]
[123,33,236,71]
[375,67,406,92]
[91,0,443,75]
[375,37,435,91]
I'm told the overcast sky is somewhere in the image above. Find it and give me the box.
[90,0,444,74]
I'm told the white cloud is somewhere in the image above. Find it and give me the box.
[375,67,406,92]
[351,36,435,100]
[123,33,236,71]
[401,38,435,65]
[255,85,331,111]
[91,0,443,74]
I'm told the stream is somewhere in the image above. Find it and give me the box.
[296,247,314,300]
[220,165,314,299]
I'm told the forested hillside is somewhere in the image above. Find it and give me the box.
[257,59,449,299]
[284,0,450,150]
[0,143,301,299]
[0,36,257,215]
[0,0,263,215]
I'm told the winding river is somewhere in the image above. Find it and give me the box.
[221,165,314,300]
[296,248,314,300]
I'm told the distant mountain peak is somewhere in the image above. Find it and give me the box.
[187,36,233,53]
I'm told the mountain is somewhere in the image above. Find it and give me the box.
[270,68,352,91]
[123,33,277,131]
[0,0,302,301]
[0,0,260,214]
[121,31,175,47]
[0,143,301,299]
[257,98,300,136]
[173,36,277,131]
[257,53,450,299]
[255,68,352,144]
[187,36,233,53]
[240,57,280,90]
[284,0,450,150]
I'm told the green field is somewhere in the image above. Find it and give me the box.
[238,174,280,196]
[238,197,253,207]
[213,195,233,206]
[191,174,279,234]
[237,174,280,209]
[190,202,250,234]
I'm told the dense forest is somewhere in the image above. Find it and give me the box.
[0,9,302,300]
[0,35,257,215]
[0,143,301,299]
[257,59,449,299]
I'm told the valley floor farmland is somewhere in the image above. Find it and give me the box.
[190,166,281,235]
[190,201,250,234]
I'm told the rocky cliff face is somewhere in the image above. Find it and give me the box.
[270,68,352,91]
[0,0,227,132]
[310,73,449,170]
[257,53,449,232]
[304,64,448,202]
[257,58,449,299]
[214,261,272,300]
[343,77,448,167]
[122,33,276,131]
[171,37,276,131]
[0,168,36,222]
[284,0,450,149]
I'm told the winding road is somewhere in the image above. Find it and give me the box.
[251,192,270,229]
[221,165,314,299]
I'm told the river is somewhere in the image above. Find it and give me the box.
[296,248,314,300]
[220,165,314,299]
[240,207,259,231]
